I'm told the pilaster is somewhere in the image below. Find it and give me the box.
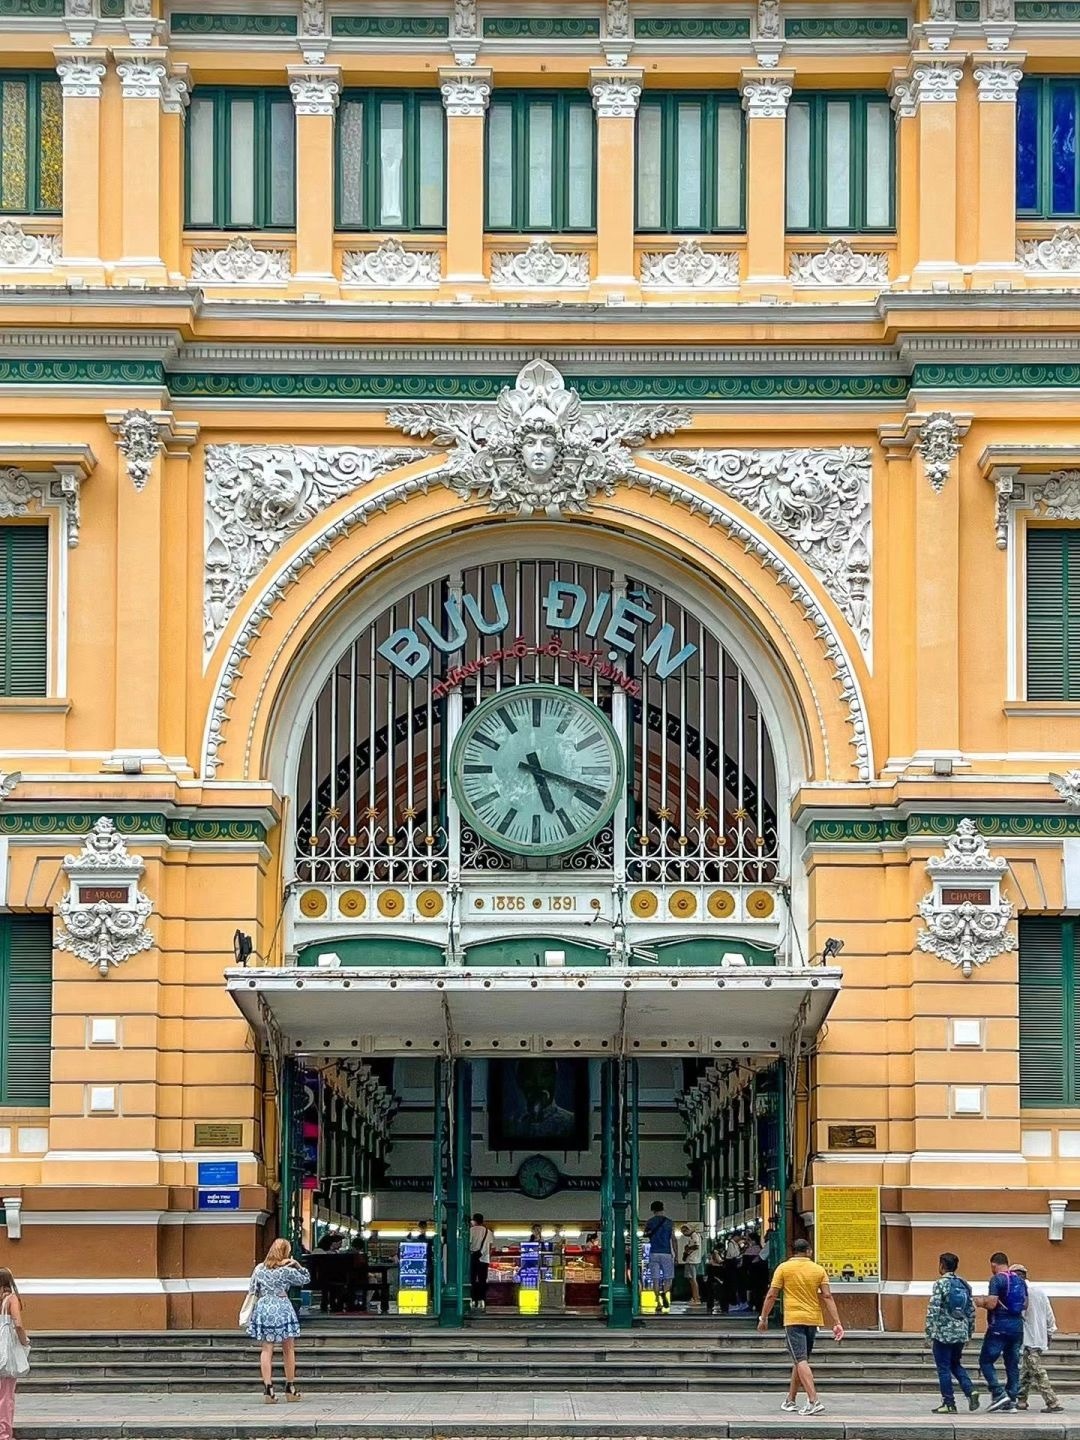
[590,68,642,296]
[160,65,190,284]
[972,54,1025,282]
[440,67,491,290]
[55,48,108,284]
[113,49,169,284]
[908,55,966,288]
[890,74,918,286]
[739,70,794,297]
[288,66,341,296]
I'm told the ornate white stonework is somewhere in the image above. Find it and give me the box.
[929,0,954,16]
[342,238,441,287]
[1018,225,1080,272]
[0,773,20,801]
[289,72,339,115]
[64,0,95,44]
[440,74,490,116]
[651,446,873,656]
[191,237,291,285]
[454,0,478,35]
[56,55,107,98]
[741,78,792,118]
[1050,770,1080,807]
[789,241,889,287]
[1030,470,1080,520]
[640,239,739,289]
[0,466,81,546]
[974,60,1023,102]
[606,0,630,38]
[986,0,1014,18]
[757,0,782,39]
[116,57,166,100]
[55,819,154,977]
[0,222,60,269]
[591,77,642,117]
[387,358,689,522]
[490,239,590,288]
[115,410,162,492]
[911,62,965,106]
[300,0,326,33]
[916,819,1016,978]
[891,78,916,122]
[203,445,427,653]
[161,72,189,115]
[917,411,962,494]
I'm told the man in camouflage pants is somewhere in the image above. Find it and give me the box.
[1012,1264,1063,1413]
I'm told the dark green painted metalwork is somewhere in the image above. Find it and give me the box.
[483,16,600,36]
[628,1058,641,1317]
[784,16,908,38]
[331,15,449,35]
[635,91,745,234]
[635,17,751,37]
[297,937,445,967]
[172,11,297,33]
[432,1063,445,1319]
[601,1058,633,1328]
[0,914,51,1108]
[439,1058,472,1327]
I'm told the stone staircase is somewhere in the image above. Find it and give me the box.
[18,1321,1080,1394]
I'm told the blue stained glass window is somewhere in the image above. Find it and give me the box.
[1017,77,1080,218]
[1052,86,1077,214]
[1016,84,1038,212]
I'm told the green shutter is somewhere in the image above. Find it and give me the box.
[0,915,52,1107]
[0,525,48,697]
[1019,916,1077,1107]
[1027,529,1080,700]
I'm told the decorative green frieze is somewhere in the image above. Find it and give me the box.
[331,15,450,37]
[483,16,601,36]
[784,16,908,38]
[171,11,298,35]
[635,16,751,38]
[0,359,163,386]
[169,372,511,401]
[913,362,1080,389]
[1016,0,1080,19]
[955,0,981,17]
[0,0,63,14]
[0,812,266,842]
[808,814,1080,843]
[99,0,124,14]
[571,374,907,402]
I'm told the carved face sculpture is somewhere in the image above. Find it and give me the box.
[521,427,559,480]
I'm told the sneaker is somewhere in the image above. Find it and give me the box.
[1046,1405,1065,1413]
[780,1399,798,1412]
[968,1393,981,1411]
[931,1403,957,1414]
[987,1395,1012,1412]
[801,1400,825,1416]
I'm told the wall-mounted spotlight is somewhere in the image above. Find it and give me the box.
[822,937,845,962]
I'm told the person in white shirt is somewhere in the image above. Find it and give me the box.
[680,1226,703,1305]
[468,1213,493,1312]
[1011,1264,1063,1413]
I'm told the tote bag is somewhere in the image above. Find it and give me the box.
[0,1297,29,1378]
[238,1281,256,1329]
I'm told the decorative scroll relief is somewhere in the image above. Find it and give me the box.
[1018,225,1080,272]
[650,446,872,658]
[190,237,291,285]
[916,818,1017,978]
[0,222,60,270]
[0,467,81,546]
[387,358,690,520]
[55,819,154,977]
[1051,770,1080,807]
[203,445,427,655]
[789,241,889,288]
[640,239,739,289]
[490,239,589,288]
[0,773,20,801]
[342,238,441,287]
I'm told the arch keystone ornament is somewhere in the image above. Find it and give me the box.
[54,818,154,977]
[386,359,690,518]
[915,818,1017,978]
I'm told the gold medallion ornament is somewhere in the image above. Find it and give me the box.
[630,890,658,918]
[747,889,775,919]
[416,889,444,918]
[299,889,327,918]
[338,890,366,918]
[377,889,405,917]
[708,890,736,918]
[668,889,697,918]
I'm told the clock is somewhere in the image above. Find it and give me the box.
[517,1153,562,1200]
[450,684,624,858]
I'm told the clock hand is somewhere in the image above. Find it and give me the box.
[523,752,556,814]
[517,760,606,799]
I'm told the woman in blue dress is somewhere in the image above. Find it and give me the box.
[244,1238,311,1402]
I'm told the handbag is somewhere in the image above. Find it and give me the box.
[238,1284,256,1329]
[0,1299,29,1378]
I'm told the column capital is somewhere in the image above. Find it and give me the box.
[972,53,1025,101]
[287,64,341,115]
[590,67,643,118]
[889,71,917,122]
[439,67,491,117]
[161,63,190,117]
[909,55,966,107]
[54,49,108,98]
[740,69,794,118]
[114,49,168,101]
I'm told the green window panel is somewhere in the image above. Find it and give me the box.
[0,73,61,215]
[337,91,445,231]
[486,91,595,233]
[1020,916,1080,1108]
[1016,77,1080,219]
[1026,528,1080,700]
[0,525,47,697]
[185,88,296,230]
[785,92,894,232]
[0,915,52,1108]
[636,93,744,233]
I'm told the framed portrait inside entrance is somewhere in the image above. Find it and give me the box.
[488,1058,590,1151]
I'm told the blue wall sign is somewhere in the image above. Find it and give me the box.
[197,1161,239,1187]
[197,1188,241,1211]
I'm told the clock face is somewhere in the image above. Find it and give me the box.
[517,1153,561,1200]
[450,684,624,858]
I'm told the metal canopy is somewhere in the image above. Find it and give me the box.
[226,965,841,1058]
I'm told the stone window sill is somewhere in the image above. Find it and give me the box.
[1004,701,1080,717]
[0,697,70,714]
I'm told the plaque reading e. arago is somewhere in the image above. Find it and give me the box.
[194,1122,243,1148]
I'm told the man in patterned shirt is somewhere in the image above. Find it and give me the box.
[925,1252,979,1415]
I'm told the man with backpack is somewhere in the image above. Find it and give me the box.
[974,1251,1028,1412]
[924,1252,979,1414]
[643,1201,675,1313]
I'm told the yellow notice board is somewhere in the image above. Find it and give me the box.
[814,1186,881,1284]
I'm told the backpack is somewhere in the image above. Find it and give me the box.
[1001,1270,1028,1317]
[944,1274,970,1322]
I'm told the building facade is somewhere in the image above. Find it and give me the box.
[0,0,1079,1332]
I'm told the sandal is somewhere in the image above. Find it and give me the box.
[285,1382,301,1403]
[263,1383,277,1404]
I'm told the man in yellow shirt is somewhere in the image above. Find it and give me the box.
[757,1238,844,1416]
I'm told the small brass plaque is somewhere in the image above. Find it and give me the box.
[828,1124,877,1150]
[194,1122,243,1148]
[78,885,129,904]
[940,886,992,906]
